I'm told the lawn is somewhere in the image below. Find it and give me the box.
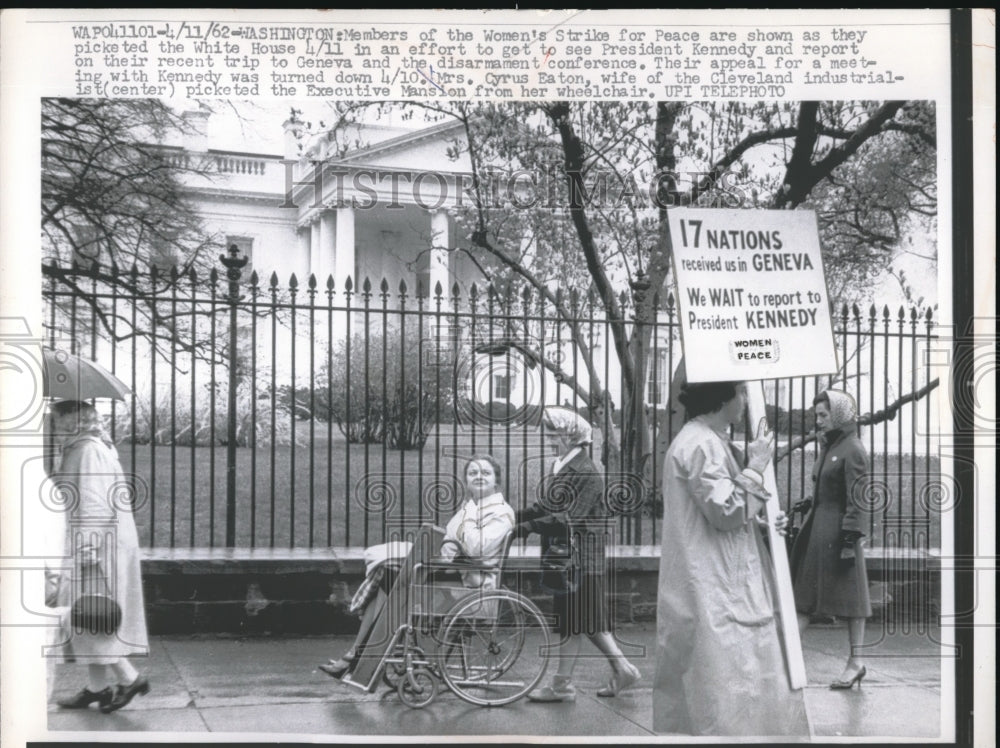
[123,423,942,551]
[124,425,558,549]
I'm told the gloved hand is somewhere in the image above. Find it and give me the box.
[838,530,863,567]
[792,498,813,515]
[513,521,535,539]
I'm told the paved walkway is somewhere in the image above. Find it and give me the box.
[47,620,946,740]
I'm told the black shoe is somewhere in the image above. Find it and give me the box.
[100,675,150,713]
[57,687,113,710]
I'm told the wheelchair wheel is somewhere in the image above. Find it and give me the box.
[383,645,426,689]
[437,589,549,706]
[397,667,437,708]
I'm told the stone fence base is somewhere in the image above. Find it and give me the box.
[140,547,940,635]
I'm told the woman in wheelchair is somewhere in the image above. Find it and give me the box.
[320,454,515,678]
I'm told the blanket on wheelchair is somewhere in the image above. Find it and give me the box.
[350,541,414,614]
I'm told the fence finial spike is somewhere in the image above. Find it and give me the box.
[434,280,443,297]
[451,281,461,298]
[470,282,478,299]
[326,274,335,291]
[249,270,259,287]
[208,267,217,283]
[308,273,317,290]
[362,277,372,293]
[289,273,299,289]
[398,278,407,294]
[380,277,389,294]
[269,271,279,287]
[344,275,353,292]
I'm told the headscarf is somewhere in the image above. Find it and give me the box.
[541,406,592,446]
[821,389,858,431]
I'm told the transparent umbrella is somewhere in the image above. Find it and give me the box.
[42,348,130,401]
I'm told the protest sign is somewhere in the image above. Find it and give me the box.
[670,208,838,383]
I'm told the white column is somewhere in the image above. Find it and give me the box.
[430,209,450,297]
[310,218,323,281]
[297,226,311,280]
[334,206,355,288]
[319,210,336,285]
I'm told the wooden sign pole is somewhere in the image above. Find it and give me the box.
[747,382,807,690]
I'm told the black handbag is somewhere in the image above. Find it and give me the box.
[70,546,122,635]
[539,539,579,596]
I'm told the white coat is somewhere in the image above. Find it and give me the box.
[653,417,810,737]
[51,434,149,662]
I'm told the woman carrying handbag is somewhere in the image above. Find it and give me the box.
[48,400,150,714]
[515,407,640,702]
[791,389,873,690]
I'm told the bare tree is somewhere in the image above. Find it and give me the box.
[42,98,224,360]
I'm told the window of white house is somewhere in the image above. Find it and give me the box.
[647,349,669,405]
[70,224,102,270]
[494,372,514,399]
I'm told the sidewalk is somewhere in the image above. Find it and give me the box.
[47,620,945,740]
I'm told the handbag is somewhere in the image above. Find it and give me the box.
[70,545,122,635]
[539,539,579,596]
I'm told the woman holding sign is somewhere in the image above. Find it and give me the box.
[791,389,872,689]
[653,381,809,737]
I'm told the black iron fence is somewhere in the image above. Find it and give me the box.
[43,256,940,555]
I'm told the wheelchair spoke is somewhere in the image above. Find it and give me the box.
[437,590,550,706]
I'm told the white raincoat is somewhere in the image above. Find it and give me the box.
[653,417,809,737]
[51,434,149,662]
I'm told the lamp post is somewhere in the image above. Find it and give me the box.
[220,244,248,547]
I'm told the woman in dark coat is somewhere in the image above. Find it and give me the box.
[515,407,640,702]
[792,389,873,689]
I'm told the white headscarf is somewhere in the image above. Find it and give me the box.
[542,406,593,446]
[822,389,858,430]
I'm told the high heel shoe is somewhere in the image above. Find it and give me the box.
[596,663,641,697]
[830,665,867,690]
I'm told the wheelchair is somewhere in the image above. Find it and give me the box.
[339,524,551,708]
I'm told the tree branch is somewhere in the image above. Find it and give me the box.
[775,377,940,460]
[547,101,634,388]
